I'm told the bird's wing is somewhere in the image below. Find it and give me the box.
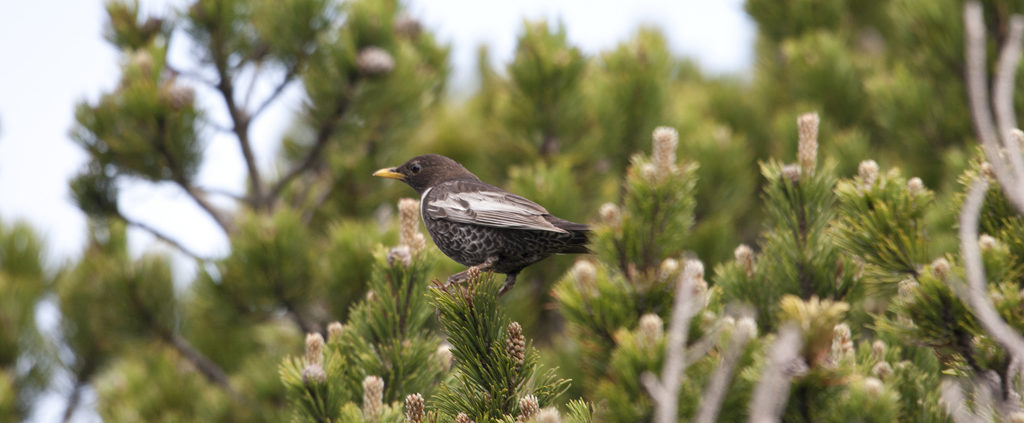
[423,182,568,233]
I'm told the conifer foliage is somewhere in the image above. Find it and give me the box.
[6,0,1024,422]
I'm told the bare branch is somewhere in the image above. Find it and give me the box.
[195,185,246,202]
[958,179,1024,361]
[182,184,233,233]
[123,265,243,402]
[963,2,1024,212]
[265,72,360,209]
[210,39,266,208]
[644,260,704,423]
[749,325,803,423]
[166,63,218,87]
[695,319,755,423]
[121,214,211,261]
[251,65,299,120]
[994,16,1024,140]
[61,379,86,423]
[941,379,984,423]
[168,332,243,402]
[993,15,1024,191]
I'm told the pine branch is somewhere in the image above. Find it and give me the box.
[167,332,243,402]
[123,267,242,401]
[266,71,358,209]
[210,31,265,208]
[152,116,232,233]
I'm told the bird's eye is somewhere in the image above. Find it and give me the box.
[410,163,422,174]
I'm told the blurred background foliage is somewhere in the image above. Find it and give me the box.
[5,0,1024,421]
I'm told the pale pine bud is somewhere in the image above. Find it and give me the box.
[162,83,195,110]
[398,198,424,255]
[907,177,924,196]
[734,244,755,278]
[980,162,996,180]
[652,126,679,177]
[366,290,377,303]
[327,321,345,342]
[519,395,539,420]
[599,203,621,228]
[931,258,951,279]
[571,260,598,297]
[357,47,395,76]
[683,259,708,308]
[301,364,327,385]
[864,377,884,396]
[720,316,736,332]
[362,375,384,421]
[797,112,819,175]
[305,333,324,367]
[436,343,454,370]
[781,164,801,183]
[455,413,474,423]
[1012,129,1024,152]
[858,160,879,188]
[637,313,664,351]
[536,407,562,423]
[507,322,526,366]
[129,49,154,75]
[979,234,998,251]
[394,13,423,39]
[871,340,886,359]
[465,265,481,283]
[872,361,893,379]
[897,278,919,302]
[658,258,679,280]
[640,163,658,183]
[684,259,705,283]
[830,323,854,365]
[387,245,412,268]
[736,317,758,339]
[405,393,425,423]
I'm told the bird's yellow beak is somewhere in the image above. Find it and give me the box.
[373,167,405,180]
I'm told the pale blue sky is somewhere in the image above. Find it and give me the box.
[0,1,752,421]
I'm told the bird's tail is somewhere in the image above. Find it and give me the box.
[553,219,592,254]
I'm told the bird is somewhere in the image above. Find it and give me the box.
[373,154,590,295]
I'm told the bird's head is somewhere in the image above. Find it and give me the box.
[373,154,479,194]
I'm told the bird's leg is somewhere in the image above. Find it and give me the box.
[446,256,499,286]
[498,272,518,296]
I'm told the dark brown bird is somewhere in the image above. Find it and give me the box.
[374,154,590,295]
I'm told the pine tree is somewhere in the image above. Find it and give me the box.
[0,220,50,422]
[12,0,1024,421]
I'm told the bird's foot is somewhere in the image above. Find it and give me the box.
[445,256,499,287]
[497,273,518,296]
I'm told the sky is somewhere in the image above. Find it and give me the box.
[0,0,753,421]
